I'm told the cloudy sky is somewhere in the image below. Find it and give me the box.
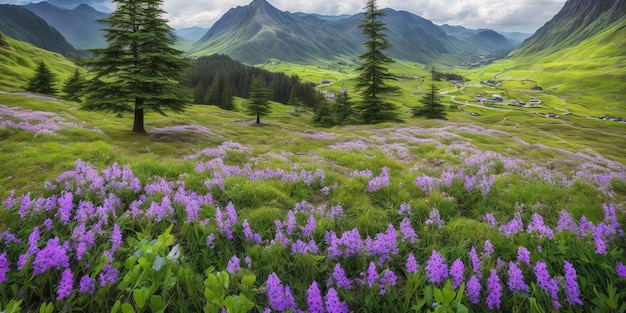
[3,0,567,33]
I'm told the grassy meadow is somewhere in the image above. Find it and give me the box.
[1,36,626,312]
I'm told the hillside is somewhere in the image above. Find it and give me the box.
[23,1,109,50]
[0,31,80,91]
[189,0,516,65]
[0,4,82,58]
[486,0,626,113]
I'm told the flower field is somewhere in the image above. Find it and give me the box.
[1,102,626,312]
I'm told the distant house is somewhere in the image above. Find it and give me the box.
[492,94,503,101]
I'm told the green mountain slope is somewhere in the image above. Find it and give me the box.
[0,4,82,59]
[23,2,109,50]
[498,0,626,113]
[0,32,80,92]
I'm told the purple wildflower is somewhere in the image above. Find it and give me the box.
[266,273,297,312]
[399,217,418,244]
[307,281,325,313]
[226,255,241,273]
[331,263,351,289]
[366,262,379,287]
[365,224,399,264]
[486,269,502,310]
[507,262,529,296]
[99,264,118,286]
[483,240,494,258]
[43,218,53,231]
[57,268,73,300]
[206,233,215,249]
[534,261,561,309]
[517,246,531,266]
[498,212,523,237]
[484,213,498,228]
[469,246,481,274]
[33,237,69,275]
[111,223,122,253]
[406,253,418,274]
[466,275,481,304]
[302,214,316,238]
[27,226,40,256]
[425,208,444,229]
[17,254,28,270]
[79,275,95,294]
[563,261,583,305]
[381,268,397,287]
[325,287,349,313]
[616,262,626,278]
[0,253,9,283]
[398,202,412,215]
[425,250,448,284]
[556,210,577,233]
[245,256,252,269]
[366,167,389,191]
[450,258,465,289]
[593,224,607,254]
[527,213,554,240]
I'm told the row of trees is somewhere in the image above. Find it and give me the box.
[25,0,445,133]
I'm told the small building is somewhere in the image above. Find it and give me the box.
[492,94,503,101]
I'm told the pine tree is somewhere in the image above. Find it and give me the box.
[245,76,271,124]
[354,0,399,124]
[62,68,85,102]
[413,67,446,119]
[27,61,57,95]
[335,87,353,124]
[312,93,336,127]
[82,0,191,133]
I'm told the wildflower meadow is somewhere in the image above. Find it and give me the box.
[1,103,625,312]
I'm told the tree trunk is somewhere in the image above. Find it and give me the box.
[133,106,146,133]
[256,112,261,124]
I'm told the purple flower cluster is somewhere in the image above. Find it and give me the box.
[365,224,399,264]
[425,250,448,284]
[56,268,74,300]
[450,259,465,289]
[32,237,69,275]
[406,253,418,274]
[242,219,263,244]
[534,261,561,309]
[0,253,9,283]
[307,281,325,313]
[486,269,502,310]
[0,104,102,135]
[398,202,412,215]
[563,261,583,305]
[329,263,351,289]
[366,167,390,191]
[498,212,524,237]
[266,273,297,312]
[466,275,481,304]
[425,208,444,229]
[399,217,418,244]
[326,228,363,259]
[507,261,529,296]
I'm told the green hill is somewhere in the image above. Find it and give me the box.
[0,31,80,92]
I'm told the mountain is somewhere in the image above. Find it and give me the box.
[0,31,80,91]
[502,0,626,111]
[23,1,109,50]
[512,0,625,57]
[175,27,209,43]
[190,0,514,65]
[0,4,82,59]
[47,0,113,13]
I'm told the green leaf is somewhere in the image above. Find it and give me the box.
[434,288,445,304]
[38,302,53,313]
[529,297,546,313]
[121,303,135,313]
[203,303,219,313]
[456,304,469,313]
[241,274,256,290]
[4,300,23,313]
[111,300,121,313]
[149,295,166,313]
[133,287,150,310]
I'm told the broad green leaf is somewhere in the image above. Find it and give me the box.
[241,274,256,290]
[149,295,166,313]
[121,303,135,313]
[111,300,121,313]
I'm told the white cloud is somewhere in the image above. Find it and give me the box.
[2,0,567,33]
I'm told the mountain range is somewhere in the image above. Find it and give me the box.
[23,1,109,50]
[188,0,518,65]
[0,4,82,58]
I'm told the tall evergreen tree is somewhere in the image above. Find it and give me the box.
[413,67,446,119]
[354,0,399,124]
[335,87,353,125]
[245,76,271,124]
[82,0,191,133]
[62,68,86,102]
[312,93,336,127]
[27,61,57,95]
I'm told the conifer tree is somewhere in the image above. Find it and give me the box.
[335,87,353,125]
[312,93,336,127]
[62,68,85,102]
[27,61,57,95]
[82,0,191,133]
[354,0,399,124]
[245,76,271,124]
[413,67,447,119]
